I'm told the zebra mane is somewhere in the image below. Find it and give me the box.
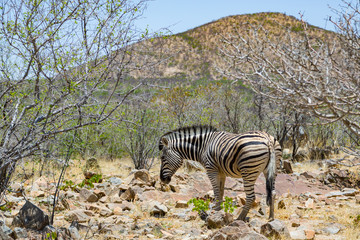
[163,125,217,138]
[159,125,217,150]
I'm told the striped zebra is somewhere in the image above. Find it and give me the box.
[159,125,282,221]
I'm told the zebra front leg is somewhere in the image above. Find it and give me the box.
[237,180,255,221]
[206,170,226,211]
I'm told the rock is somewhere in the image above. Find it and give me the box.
[304,229,315,239]
[356,195,360,204]
[147,201,168,217]
[207,211,233,229]
[0,221,12,240]
[93,189,106,199]
[34,176,49,190]
[99,207,113,217]
[119,187,136,201]
[64,210,90,223]
[80,188,99,202]
[305,198,314,209]
[210,221,266,240]
[169,184,180,192]
[236,232,268,240]
[278,199,286,209]
[175,200,188,208]
[12,201,49,231]
[290,229,306,239]
[67,221,81,240]
[220,226,247,238]
[249,218,266,232]
[113,207,122,215]
[119,201,134,211]
[130,169,154,187]
[61,198,77,210]
[11,227,28,239]
[260,219,290,239]
[291,220,301,227]
[300,172,317,179]
[321,225,340,234]
[325,189,358,198]
[108,177,123,186]
[282,160,293,174]
[185,211,198,221]
[109,195,122,203]
[69,225,81,240]
[30,190,45,198]
[209,232,227,240]
[321,168,358,188]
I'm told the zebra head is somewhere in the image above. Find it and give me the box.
[159,137,183,184]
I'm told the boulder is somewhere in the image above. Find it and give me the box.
[209,221,267,240]
[0,221,12,240]
[305,198,314,209]
[304,229,315,239]
[12,227,28,239]
[290,229,306,239]
[130,169,155,187]
[107,177,123,186]
[119,187,136,201]
[300,172,318,179]
[12,201,49,231]
[278,199,286,209]
[79,188,98,202]
[175,200,188,208]
[64,210,90,223]
[99,207,113,217]
[235,232,268,240]
[206,211,233,229]
[260,219,290,239]
[325,189,359,198]
[282,160,293,174]
[356,195,360,204]
[146,200,168,217]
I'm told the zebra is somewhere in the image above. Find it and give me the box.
[159,125,282,221]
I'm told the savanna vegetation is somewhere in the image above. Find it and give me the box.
[1,0,360,231]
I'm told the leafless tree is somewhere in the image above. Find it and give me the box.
[219,1,360,146]
[0,0,153,197]
[121,100,161,170]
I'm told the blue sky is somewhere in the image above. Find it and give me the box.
[136,0,348,34]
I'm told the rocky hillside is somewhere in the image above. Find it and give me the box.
[128,12,335,81]
[1,158,359,239]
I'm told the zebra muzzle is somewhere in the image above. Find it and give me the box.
[160,174,171,184]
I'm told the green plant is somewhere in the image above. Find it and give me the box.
[60,180,77,191]
[221,196,238,213]
[0,201,14,212]
[352,214,360,226]
[61,174,102,191]
[45,232,57,240]
[187,198,210,214]
[78,174,103,189]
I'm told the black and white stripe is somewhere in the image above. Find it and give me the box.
[159,125,282,220]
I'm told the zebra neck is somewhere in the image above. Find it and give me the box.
[176,133,211,163]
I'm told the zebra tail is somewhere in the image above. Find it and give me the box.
[266,142,276,206]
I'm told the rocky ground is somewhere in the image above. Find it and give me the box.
[0,158,359,240]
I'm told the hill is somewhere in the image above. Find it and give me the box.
[128,12,335,81]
